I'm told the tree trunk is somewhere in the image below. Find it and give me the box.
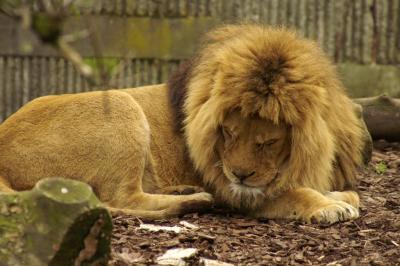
[0,178,112,266]
[354,95,400,141]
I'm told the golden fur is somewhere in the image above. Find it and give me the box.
[182,25,365,221]
[0,25,368,223]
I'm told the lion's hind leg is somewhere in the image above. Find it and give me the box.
[107,190,213,219]
[77,91,215,220]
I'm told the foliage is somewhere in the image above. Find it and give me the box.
[374,161,387,174]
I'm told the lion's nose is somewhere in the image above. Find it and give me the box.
[232,170,256,182]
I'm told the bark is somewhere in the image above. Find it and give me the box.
[352,101,373,165]
[0,178,112,266]
[354,95,400,141]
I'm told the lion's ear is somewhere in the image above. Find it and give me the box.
[168,58,196,132]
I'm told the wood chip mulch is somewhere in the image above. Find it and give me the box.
[109,141,400,266]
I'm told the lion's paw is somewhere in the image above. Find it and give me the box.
[307,201,359,224]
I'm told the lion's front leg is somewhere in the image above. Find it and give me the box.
[255,188,359,223]
[156,185,205,195]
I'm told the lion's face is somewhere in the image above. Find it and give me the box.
[216,110,290,194]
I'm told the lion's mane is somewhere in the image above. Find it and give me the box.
[168,25,364,210]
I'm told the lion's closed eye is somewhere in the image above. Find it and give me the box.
[256,139,279,150]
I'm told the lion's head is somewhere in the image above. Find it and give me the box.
[217,110,290,188]
[168,25,365,211]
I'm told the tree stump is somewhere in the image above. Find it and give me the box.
[0,178,112,266]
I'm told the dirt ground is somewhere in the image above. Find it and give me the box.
[109,141,400,266]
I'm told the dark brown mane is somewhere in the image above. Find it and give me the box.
[167,58,196,133]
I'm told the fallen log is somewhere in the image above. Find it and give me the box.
[0,177,112,266]
[352,102,373,165]
[354,95,400,142]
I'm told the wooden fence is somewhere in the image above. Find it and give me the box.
[0,0,399,121]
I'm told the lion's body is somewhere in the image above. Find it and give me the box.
[0,86,210,219]
[0,85,197,192]
[0,25,369,223]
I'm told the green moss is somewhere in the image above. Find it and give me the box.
[375,161,388,175]
[32,13,62,44]
[121,17,218,59]
[338,63,400,98]
[83,58,120,75]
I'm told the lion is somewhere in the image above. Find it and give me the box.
[0,25,370,223]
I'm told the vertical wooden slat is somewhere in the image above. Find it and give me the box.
[242,0,250,21]
[277,0,287,25]
[166,0,176,17]
[187,0,197,17]
[323,0,333,58]
[352,0,360,62]
[75,65,84,92]
[0,57,4,121]
[125,59,133,88]
[115,0,124,15]
[377,0,388,63]
[286,0,297,28]
[30,57,38,100]
[258,0,268,24]
[315,0,324,46]
[396,0,400,64]
[344,0,353,61]
[21,57,30,105]
[360,0,373,63]
[125,0,136,16]
[161,60,170,83]
[305,0,311,38]
[13,57,22,114]
[118,60,126,88]
[387,0,397,63]
[150,59,159,85]
[270,0,279,26]
[198,0,207,16]
[39,57,47,96]
[90,0,102,14]
[66,61,74,93]
[134,59,140,87]
[136,0,148,16]
[56,58,65,95]
[334,0,346,62]
[209,0,221,17]
[296,0,307,37]
[4,57,13,118]
[102,0,115,15]
[48,57,57,94]
[142,59,149,85]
